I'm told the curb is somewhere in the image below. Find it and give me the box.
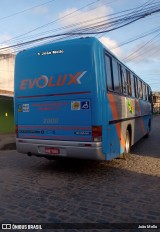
[0,143,16,150]
[0,134,16,150]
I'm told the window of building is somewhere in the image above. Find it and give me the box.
[105,55,113,91]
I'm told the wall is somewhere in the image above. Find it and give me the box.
[0,54,15,91]
[0,96,14,133]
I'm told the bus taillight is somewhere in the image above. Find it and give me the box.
[15,125,18,137]
[92,126,102,142]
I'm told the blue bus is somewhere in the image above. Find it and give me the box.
[14,37,152,160]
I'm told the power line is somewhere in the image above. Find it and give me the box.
[0,1,160,55]
[3,0,100,44]
[1,0,158,47]
[0,0,56,21]
[124,39,160,62]
[123,31,160,62]
[139,73,160,75]
[112,25,160,49]
[98,0,158,39]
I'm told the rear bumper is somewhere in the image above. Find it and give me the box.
[16,138,105,160]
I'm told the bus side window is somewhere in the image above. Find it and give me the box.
[121,67,128,95]
[126,70,131,96]
[138,79,143,99]
[145,85,148,101]
[143,83,146,100]
[134,76,139,98]
[130,74,135,97]
[118,64,123,93]
[148,86,152,103]
[105,55,113,91]
[112,59,120,93]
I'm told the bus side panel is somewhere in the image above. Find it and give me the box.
[92,42,109,159]
[106,93,152,159]
[105,93,124,159]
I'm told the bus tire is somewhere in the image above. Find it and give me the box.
[144,119,151,138]
[123,129,131,159]
[118,129,131,159]
[125,129,131,153]
[144,132,149,138]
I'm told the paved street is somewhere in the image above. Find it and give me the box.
[0,116,160,232]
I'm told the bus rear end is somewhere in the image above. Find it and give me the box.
[14,38,105,160]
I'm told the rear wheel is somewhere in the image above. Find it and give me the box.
[125,129,131,154]
[144,119,151,138]
[118,129,131,159]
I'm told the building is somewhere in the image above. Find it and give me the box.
[152,92,160,114]
[0,90,14,133]
[0,53,15,133]
[0,53,15,91]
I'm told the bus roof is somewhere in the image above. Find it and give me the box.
[18,36,150,88]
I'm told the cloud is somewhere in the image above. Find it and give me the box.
[59,5,112,29]
[58,6,123,58]
[0,33,11,42]
[99,36,123,58]
[0,34,14,54]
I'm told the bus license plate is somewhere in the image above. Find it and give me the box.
[45,148,60,155]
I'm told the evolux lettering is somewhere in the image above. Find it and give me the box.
[20,71,87,90]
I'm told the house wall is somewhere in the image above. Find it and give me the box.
[0,54,15,91]
[0,96,14,133]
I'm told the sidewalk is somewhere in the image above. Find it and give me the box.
[0,133,16,150]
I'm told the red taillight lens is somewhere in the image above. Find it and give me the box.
[92,126,102,142]
[15,125,18,137]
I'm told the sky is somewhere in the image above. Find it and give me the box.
[0,0,160,91]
